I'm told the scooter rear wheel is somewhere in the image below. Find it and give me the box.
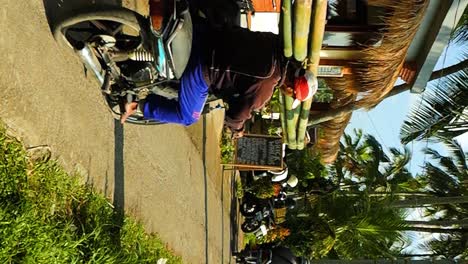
[241,220,261,233]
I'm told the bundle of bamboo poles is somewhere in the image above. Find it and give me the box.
[279,0,327,150]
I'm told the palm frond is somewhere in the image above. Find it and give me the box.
[332,201,408,259]
[423,147,463,181]
[423,163,459,195]
[386,146,411,175]
[443,139,468,177]
[452,7,468,44]
[400,68,468,144]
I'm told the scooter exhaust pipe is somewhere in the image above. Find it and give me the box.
[75,42,105,85]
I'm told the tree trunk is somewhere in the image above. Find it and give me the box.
[308,59,468,127]
[309,259,458,263]
[399,253,442,258]
[400,226,466,234]
[340,191,434,197]
[405,219,468,228]
[390,196,468,208]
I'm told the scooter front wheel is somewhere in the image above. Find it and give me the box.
[240,200,260,217]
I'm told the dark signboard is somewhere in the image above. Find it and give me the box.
[233,134,283,170]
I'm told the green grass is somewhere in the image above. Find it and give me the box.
[0,125,182,264]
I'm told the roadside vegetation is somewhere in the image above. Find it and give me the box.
[0,124,181,263]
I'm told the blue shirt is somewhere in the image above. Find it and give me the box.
[143,56,209,126]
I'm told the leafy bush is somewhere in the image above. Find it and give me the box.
[287,150,327,188]
[314,79,334,103]
[220,130,235,164]
[259,226,291,244]
[0,125,181,263]
[283,214,336,259]
[247,177,276,199]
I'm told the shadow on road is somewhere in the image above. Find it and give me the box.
[202,116,210,263]
[112,120,125,247]
[42,0,122,32]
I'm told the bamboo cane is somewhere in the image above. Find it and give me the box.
[293,0,313,61]
[296,99,312,149]
[285,95,300,149]
[296,0,328,150]
[278,92,288,142]
[282,0,293,57]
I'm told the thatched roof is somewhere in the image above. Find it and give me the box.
[315,112,353,163]
[315,0,429,163]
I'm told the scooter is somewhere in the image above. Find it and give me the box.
[234,245,309,264]
[53,0,221,124]
[240,193,276,237]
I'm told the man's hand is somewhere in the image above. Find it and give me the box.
[232,130,244,139]
[120,101,139,124]
[279,85,294,97]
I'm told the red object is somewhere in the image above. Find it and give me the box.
[292,71,318,109]
[149,0,165,32]
[252,0,281,12]
[294,76,309,101]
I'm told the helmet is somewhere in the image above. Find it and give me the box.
[286,175,298,188]
[270,166,288,182]
[292,69,318,109]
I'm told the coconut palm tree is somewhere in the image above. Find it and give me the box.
[399,139,468,259]
[414,140,468,218]
[332,130,418,195]
[424,234,468,260]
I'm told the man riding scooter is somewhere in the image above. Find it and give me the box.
[121,3,318,138]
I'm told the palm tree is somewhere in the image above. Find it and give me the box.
[424,234,468,260]
[414,140,468,218]
[398,139,468,259]
[400,15,468,143]
[324,196,409,260]
[285,133,466,260]
[332,130,418,195]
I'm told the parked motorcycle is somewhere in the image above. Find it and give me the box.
[234,245,309,264]
[53,1,219,124]
[240,193,275,236]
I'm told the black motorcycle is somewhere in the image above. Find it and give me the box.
[234,245,309,264]
[240,193,276,235]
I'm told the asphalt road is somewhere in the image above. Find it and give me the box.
[0,0,236,263]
